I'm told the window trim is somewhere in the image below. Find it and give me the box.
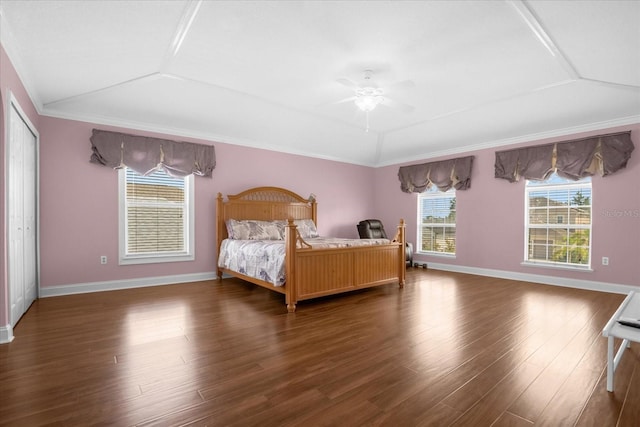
[118,168,195,265]
[523,177,592,270]
[416,188,456,256]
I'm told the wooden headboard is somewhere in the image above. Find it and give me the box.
[216,186,317,250]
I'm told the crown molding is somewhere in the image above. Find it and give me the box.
[0,15,43,113]
[377,115,640,167]
[39,107,378,167]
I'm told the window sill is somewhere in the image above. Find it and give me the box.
[119,253,194,266]
[521,261,593,273]
[417,252,456,259]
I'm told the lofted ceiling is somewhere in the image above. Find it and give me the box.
[1,0,639,167]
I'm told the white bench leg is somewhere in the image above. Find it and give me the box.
[608,337,632,392]
[607,336,614,392]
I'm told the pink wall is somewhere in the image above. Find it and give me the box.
[1,45,41,328]
[374,125,640,287]
[2,38,639,335]
[38,117,376,287]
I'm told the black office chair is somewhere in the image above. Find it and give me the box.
[357,219,413,267]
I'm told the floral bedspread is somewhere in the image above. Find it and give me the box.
[218,237,391,287]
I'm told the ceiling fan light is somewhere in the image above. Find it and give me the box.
[355,94,382,112]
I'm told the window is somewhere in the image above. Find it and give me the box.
[118,167,194,265]
[418,187,456,255]
[525,173,591,268]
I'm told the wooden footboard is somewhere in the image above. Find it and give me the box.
[284,219,405,312]
[216,187,405,312]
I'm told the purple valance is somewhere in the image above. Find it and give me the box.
[495,145,554,182]
[398,156,474,193]
[90,129,216,177]
[495,131,633,182]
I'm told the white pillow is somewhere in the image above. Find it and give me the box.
[226,219,284,240]
[294,219,319,238]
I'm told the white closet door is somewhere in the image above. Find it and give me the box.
[8,102,38,327]
[22,113,38,311]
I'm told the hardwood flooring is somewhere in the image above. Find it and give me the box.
[1,269,638,426]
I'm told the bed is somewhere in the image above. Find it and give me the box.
[216,186,406,312]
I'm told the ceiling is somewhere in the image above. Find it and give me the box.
[1,0,639,167]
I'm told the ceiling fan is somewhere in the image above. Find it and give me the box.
[334,70,415,131]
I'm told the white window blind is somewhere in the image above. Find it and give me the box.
[118,168,194,265]
[525,173,592,267]
[418,188,456,254]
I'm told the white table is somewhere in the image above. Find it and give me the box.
[602,291,640,392]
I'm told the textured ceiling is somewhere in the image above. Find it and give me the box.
[1,0,639,166]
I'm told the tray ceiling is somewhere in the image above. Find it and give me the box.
[1,0,638,166]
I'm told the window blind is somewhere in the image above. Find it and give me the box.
[418,190,456,254]
[125,168,187,255]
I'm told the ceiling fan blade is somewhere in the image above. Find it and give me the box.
[316,96,356,108]
[336,77,360,90]
[331,96,356,105]
[380,97,415,113]
[387,79,415,90]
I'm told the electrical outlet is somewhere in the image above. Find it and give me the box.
[100,255,107,265]
[602,257,609,266]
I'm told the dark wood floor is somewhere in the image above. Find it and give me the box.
[1,269,638,426]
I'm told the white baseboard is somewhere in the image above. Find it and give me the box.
[0,324,14,344]
[32,264,640,305]
[425,262,640,295]
[39,272,218,298]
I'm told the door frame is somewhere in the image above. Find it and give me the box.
[5,91,40,336]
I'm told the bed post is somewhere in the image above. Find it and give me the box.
[309,194,317,225]
[285,219,298,312]
[398,219,406,288]
[216,192,224,281]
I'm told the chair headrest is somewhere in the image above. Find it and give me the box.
[359,219,384,229]
[357,219,388,239]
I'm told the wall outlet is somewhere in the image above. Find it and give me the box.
[602,256,609,266]
[100,255,107,265]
